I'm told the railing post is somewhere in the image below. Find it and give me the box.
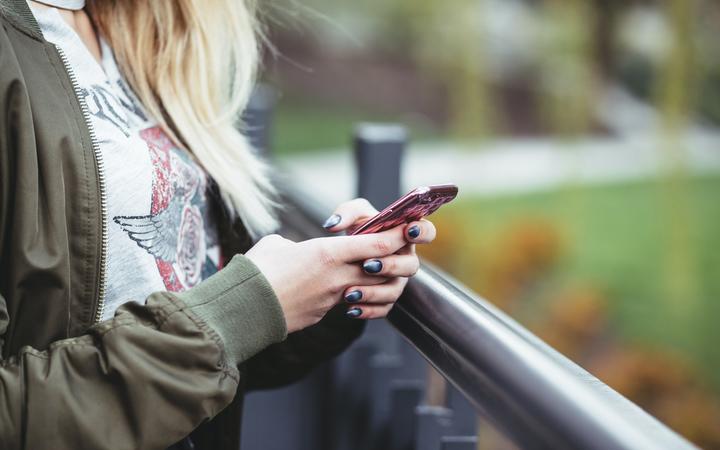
[367,353,404,448]
[326,123,427,450]
[446,386,479,437]
[354,123,406,209]
[352,123,407,359]
[328,345,377,450]
[414,406,454,450]
[351,123,421,450]
[242,84,276,158]
[389,381,425,450]
[440,437,478,450]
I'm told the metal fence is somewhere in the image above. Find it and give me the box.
[239,90,697,450]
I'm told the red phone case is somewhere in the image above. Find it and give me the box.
[351,184,458,235]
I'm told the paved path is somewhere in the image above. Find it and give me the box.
[278,129,720,208]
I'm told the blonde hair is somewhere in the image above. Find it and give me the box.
[88,0,278,239]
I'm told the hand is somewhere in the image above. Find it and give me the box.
[321,198,437,319]
[246,224,414,333]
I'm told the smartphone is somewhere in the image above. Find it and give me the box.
[351,184,458,235]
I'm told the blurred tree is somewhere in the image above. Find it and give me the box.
[656,0,701,337]
[589,0,622,79]
[695,1,720,124]
[536,0,598,137]
[390,0,496,138]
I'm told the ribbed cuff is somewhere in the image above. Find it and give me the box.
[176,254,288,367]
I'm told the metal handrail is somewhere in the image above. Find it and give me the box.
[279,184,696,450]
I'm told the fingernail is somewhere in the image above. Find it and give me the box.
[363,259,383,274]
[408,225,421,239]
[322,214,342,229]
[344,290,363,303]
[346,307,363,318]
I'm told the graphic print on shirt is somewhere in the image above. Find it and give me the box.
[113,127,221,291]
[80,84,132,139]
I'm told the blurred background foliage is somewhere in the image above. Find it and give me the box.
[258,0,720,447]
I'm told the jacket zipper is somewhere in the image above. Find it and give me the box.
[55,46,109,324]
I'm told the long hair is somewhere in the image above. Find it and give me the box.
[88,0,278,239]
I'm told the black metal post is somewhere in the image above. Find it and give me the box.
[440,436,478,450]
[242,84,276,158]
[351,123,408,359]
[414,406,454,450]
[389,381,425,450]
[354,123,406,209]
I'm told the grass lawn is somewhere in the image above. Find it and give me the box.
[429,174,720,388]
[271,96,439,155]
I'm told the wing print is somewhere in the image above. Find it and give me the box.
[113,202,181,262]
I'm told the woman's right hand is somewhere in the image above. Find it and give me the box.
[245,226,412,333]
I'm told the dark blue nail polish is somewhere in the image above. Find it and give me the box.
[408,225,421,239]
[322,214,342,229]
[346,307,362,318]
[363,259,383,274]
[344,290,363,303]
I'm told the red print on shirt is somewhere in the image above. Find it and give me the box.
[113,126,220,291]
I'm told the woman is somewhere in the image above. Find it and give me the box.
[0,0,436,449]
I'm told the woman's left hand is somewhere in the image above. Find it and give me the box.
[322,198,437,319]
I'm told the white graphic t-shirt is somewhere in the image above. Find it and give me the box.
[32,6,223,320]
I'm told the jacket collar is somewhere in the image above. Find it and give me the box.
[2,0,44,39]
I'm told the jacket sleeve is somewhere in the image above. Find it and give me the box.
[0,254,288,450]
[245,304,366,390]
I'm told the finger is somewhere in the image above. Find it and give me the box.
[405,219,436,244]
[323,224,407,262]
[342,278,407,304]
[339,263,391,288]
[345,303,395,320]
[322,198,379,232]
[361,254,419,278]
[396,243,416,256]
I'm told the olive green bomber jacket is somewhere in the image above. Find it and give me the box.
[0,1,365,449]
